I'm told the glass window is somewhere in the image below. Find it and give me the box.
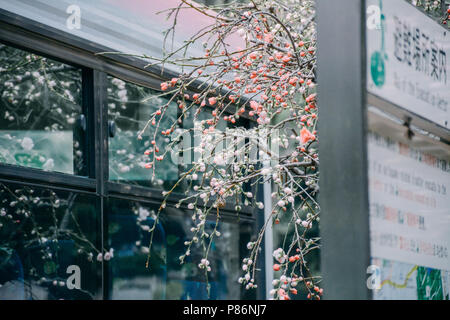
[107,75,252,197]
[0,182,101,300]
[107,76,179,189]
[107,198,255,300]
[0,42,86,175]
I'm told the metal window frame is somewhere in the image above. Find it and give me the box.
[0,13,259,210]
[0,11,265,299]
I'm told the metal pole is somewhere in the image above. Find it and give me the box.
[316,0,371,300]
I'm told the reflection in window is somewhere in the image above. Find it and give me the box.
[107,75,253,195]
[107,76,179,189]
[107,198,255,299]
[0,43,86,175]
[0,182,101,300]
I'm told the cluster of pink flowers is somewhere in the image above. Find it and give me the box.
[142,0,319,300]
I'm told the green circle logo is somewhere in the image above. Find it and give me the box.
[370,51,385,87]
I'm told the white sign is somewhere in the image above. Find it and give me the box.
[366,0,450,129]
[368,130,450,271]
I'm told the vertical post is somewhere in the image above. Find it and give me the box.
[252,120,273,299]
[83,68,95,179]
[94,70,108,197]
[316,0,371,299]
[93,70,108,299]
[263,160,273,299]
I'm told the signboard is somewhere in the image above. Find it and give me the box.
[316,0,449,299]
[367,110,450,299]
[366,0,450,129]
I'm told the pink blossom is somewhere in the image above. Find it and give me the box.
[300,127,315,144]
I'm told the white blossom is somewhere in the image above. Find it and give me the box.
[21,137,34,151]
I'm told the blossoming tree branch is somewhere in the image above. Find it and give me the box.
[139,0,320,300]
